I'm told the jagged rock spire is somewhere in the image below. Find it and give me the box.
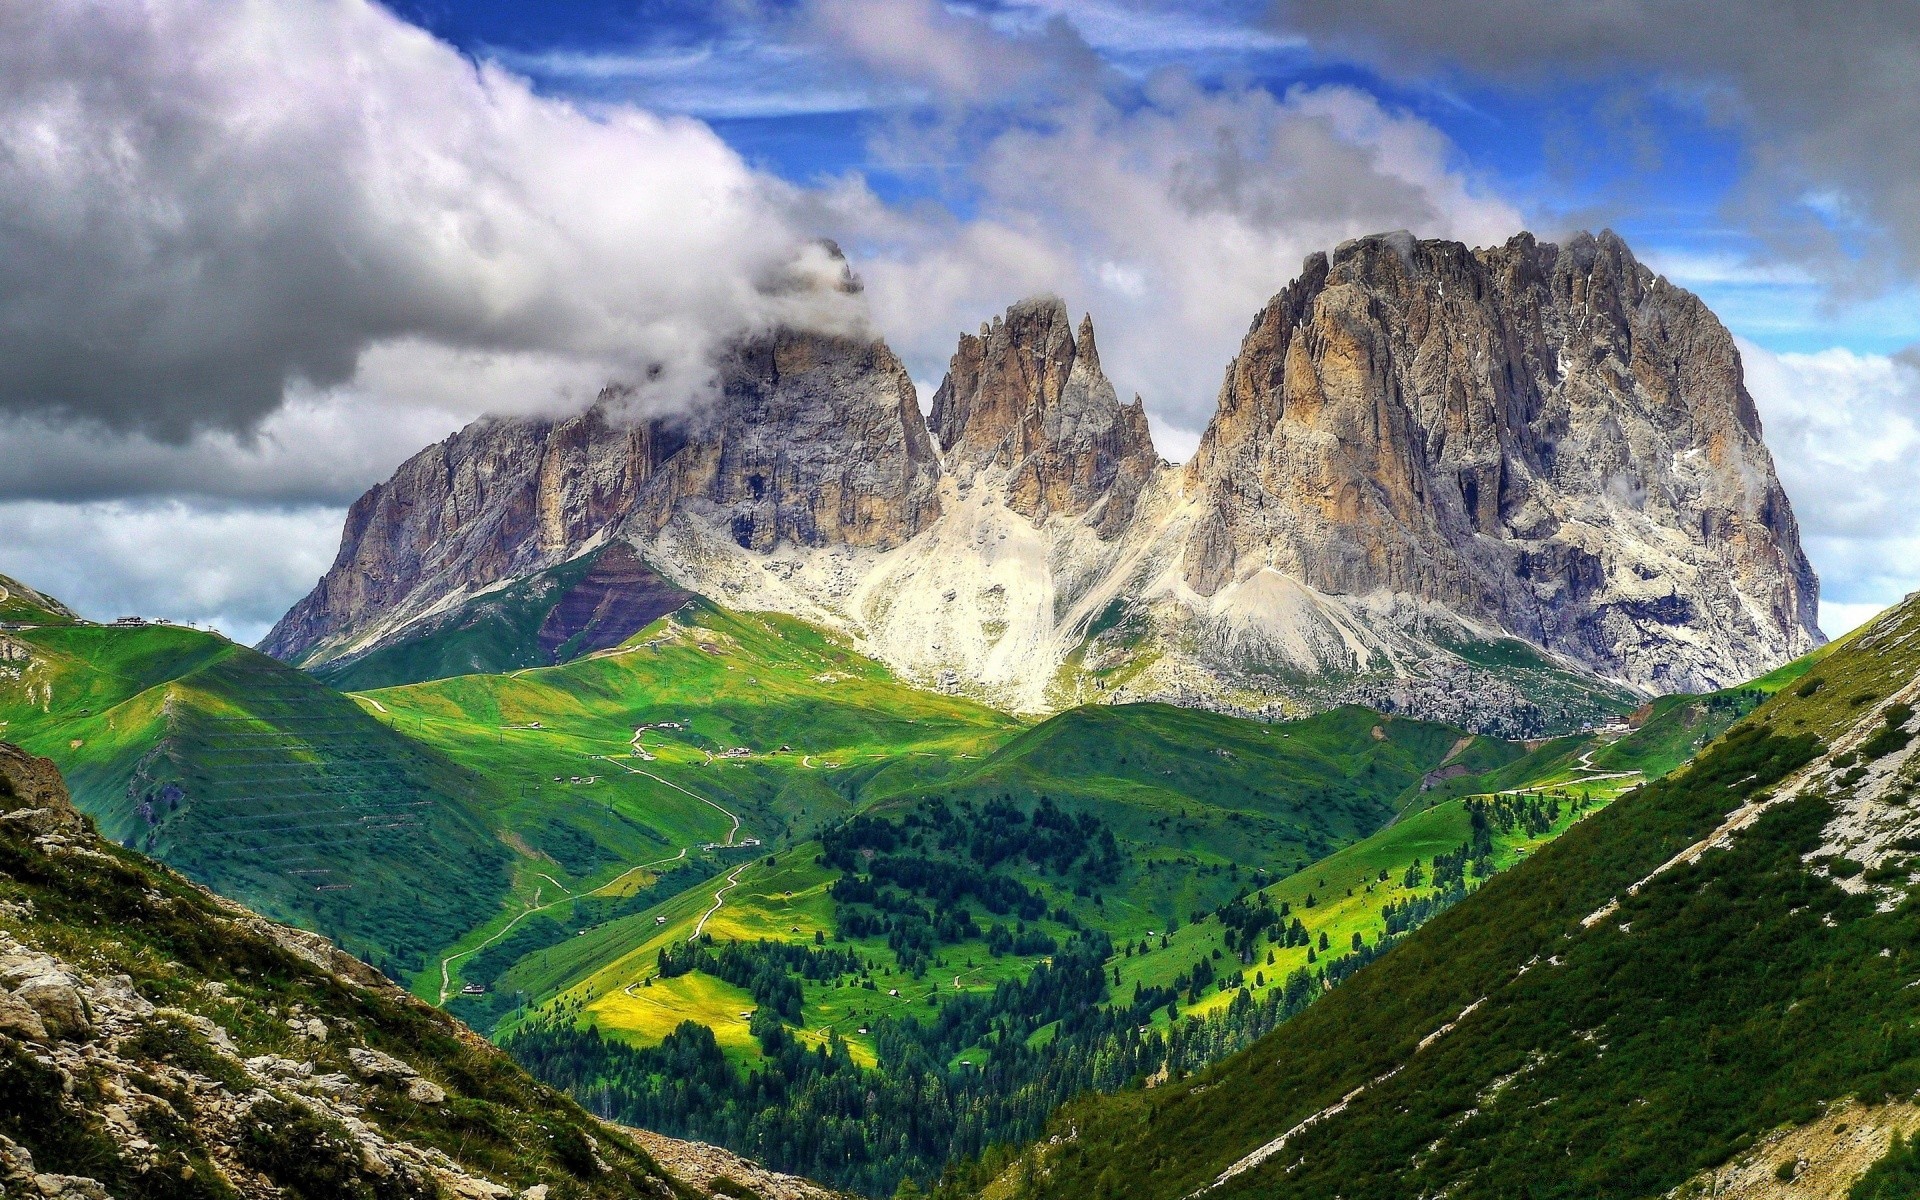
[929,296,1157,532]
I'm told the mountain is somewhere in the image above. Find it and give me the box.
[311,544,695,692]
[0,740,850,1200]
[0,573,79,627]
[0,599,513,977]
[1175,230,1820,697]
[262,232,1819,733]
[261,325,939,670]
[945,594,1920,1200]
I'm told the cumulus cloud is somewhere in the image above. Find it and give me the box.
[794,8,1512,445]
[807,0,1103,104]
[0,500,344,645]
[0,0,859,440]
[1739,337,1920,632]
[1276,0,1920,288]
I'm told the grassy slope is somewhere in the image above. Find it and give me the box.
[0,620,512,977]
[0,746,693,1200]
[356,603,1025,1006]
[486,701,1590,1074]
[312,552,606,690]
[977,613,1920,1200]
[922,702,1512,866]
[0,572,79,625]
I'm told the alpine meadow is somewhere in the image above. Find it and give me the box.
[5,4,1920,1200]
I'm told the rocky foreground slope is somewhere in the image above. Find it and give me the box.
[0,742,841,1200]
[263,232,1820,733]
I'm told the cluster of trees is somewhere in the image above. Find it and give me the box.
[985,922,1058,958]
[510,881,1464,1199]
[506,931,1125,1196]
[1380,882,1466,936]
[822,796,1122,887]
[823,798,1119,974]
[656,938,866,1023]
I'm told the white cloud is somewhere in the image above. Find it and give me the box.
[1821,600,1893,639]
[1739,337,1920,630]
[0,0,860,439]
[0,500,344,646]
[819,74,1523,445]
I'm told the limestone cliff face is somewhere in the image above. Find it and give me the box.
[1177,230,1821,693]
[259,328,939,664]
[929,297,1157,535]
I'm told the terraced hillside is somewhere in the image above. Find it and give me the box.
[950,600,1920,1200]
[0,612,510,977]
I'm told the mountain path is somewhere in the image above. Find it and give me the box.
[434,846,698,1006]
[436,755,748,1006]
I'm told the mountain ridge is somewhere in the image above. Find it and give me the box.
[261,231,1820,733]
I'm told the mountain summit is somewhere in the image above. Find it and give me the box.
[1176,230,1820,696]
[263,232,1820,733]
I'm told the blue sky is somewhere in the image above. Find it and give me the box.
[388,0,1918,359]
[0,0,1916,643]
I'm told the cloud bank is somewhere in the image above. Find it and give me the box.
[1277,0,1920,290]
[1740,339,1920,634]
[0,0,857,442]
[803,0,1522,446]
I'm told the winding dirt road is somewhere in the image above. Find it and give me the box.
[437,758,748,1005]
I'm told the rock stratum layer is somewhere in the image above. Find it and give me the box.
[264,233,1822,734]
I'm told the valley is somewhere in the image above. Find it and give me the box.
[0,230,1885,1198]
[3,561,1782,1196]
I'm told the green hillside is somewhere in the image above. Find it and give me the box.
[474,695,1648,1196]
[344,600,1025,1006]
[0,571,80,625]
[310,543,696,691]
[0,612,512,977]
[918,701,1521,869]
[0,741,697,1200]
[310,553,610,689]
[956,604,1920,1200]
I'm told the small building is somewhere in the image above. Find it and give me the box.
[460,983,485,995]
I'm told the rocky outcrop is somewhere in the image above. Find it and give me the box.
[266,231,1822,729]
[631,1130,852,1200]
[534,543,692,663]
[260,327,939,665]
[1177,230,1821,693]
[930,297,1158,535]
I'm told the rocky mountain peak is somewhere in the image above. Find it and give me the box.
[1180,227,1821,694]
[261,324,940,665]
[266,231,1822,725]
[929,296,1157,531]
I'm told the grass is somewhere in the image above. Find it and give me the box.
[310,550,612,690]
[0,572,80,625]
[0,620,512,977]
[965,604,1920,1200]
[0,748,688,1200]
[1114,785,1621,1024]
